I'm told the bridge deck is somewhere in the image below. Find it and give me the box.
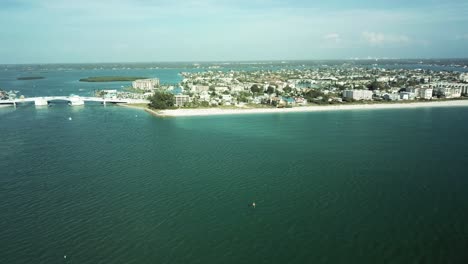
[0,96,148,105]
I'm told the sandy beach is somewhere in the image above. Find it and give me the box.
[153,100,468,117]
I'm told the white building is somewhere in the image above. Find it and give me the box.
[419,87,433,100]
[383,93,399,101]
[399,92,415,100]
[215,86,229,93]
[406,87,420,95]
[221,94,232,103]
[433,82,464,98]
[132,78,160,90]
[230,85,244,92]
[191,85,209,93]
[460,73,468,82]
[342,89,373,100]
[407,86,433,100]
[174,95,190,106]
[199,91,211,102]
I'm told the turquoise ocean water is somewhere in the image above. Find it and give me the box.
[1,64,468,263]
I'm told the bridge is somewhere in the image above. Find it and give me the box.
[0,96,149,107]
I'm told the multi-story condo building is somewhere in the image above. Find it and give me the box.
[433,82,465,98]
[132,78,160,90]
[342,89,373,100]
[175,94,190,106]
[419,87,433,99]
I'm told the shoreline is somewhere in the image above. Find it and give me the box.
[118,103,162,117]
[156,100,468,117]
[119,100,468,117]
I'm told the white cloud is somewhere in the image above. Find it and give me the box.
[362,32,411,46]
[323,33,341,43]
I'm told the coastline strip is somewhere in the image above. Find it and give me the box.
[119,100,468,117]
[157,100,468,117]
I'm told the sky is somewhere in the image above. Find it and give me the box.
[0,0,467,63]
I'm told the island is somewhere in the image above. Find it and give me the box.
[79,76,148,82]
[17,76,45,80]
[113,66,468,117]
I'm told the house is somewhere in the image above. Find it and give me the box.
[383,93,399,101]
[191,85,209,93]
[294,97,308,105]
[214,86,229,93]
[281,97,295,106]
[399,92,415,100]
[199,91,211,102]
[230,85,244,92]
[221,94,232,103]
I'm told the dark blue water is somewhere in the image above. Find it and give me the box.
[2,63,468,263]
[1,105,468,263]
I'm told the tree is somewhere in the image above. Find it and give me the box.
[367,80,384,91]
[266,86,275,95]
[250,84,261,94]
[303,89,324,102]
[237,91,250,103]
[148,91,175,109]
[283,85,292,93]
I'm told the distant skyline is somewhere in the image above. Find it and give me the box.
[1,0,467,64]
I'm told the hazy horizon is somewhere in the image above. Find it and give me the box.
[1,0,467,64]
[2,58,468,66]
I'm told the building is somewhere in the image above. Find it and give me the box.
[191,85,209,93]
[215,86,229,93]
[132,78,160,90]
[418,87,433,100]
[433,82,464,98]
[460,73,468,82]
[101,89,117,99]
[221,94,232,103]
[399,92,415,100]
[406,87,420,95]
[342,89,373,100]
[174,94,190,106]
[383,93,399,101]
[199,91,211,102]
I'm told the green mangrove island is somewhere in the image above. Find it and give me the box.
[79,76,147,82]
[17,76,45,80]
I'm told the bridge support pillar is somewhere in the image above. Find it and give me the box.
[34,98,48,106]
[69,98,84,106]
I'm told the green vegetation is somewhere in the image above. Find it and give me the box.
[266,86,275,94]
[283,85,292,93]
[250,84,262,95]
[366,80,385,91]
[148,91,175,109]
[122,86,146,94]
[236,91,251,103]
[79,76,147,82]
[17,76,45,80]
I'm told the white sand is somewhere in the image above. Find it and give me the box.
[156,100,468,117]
